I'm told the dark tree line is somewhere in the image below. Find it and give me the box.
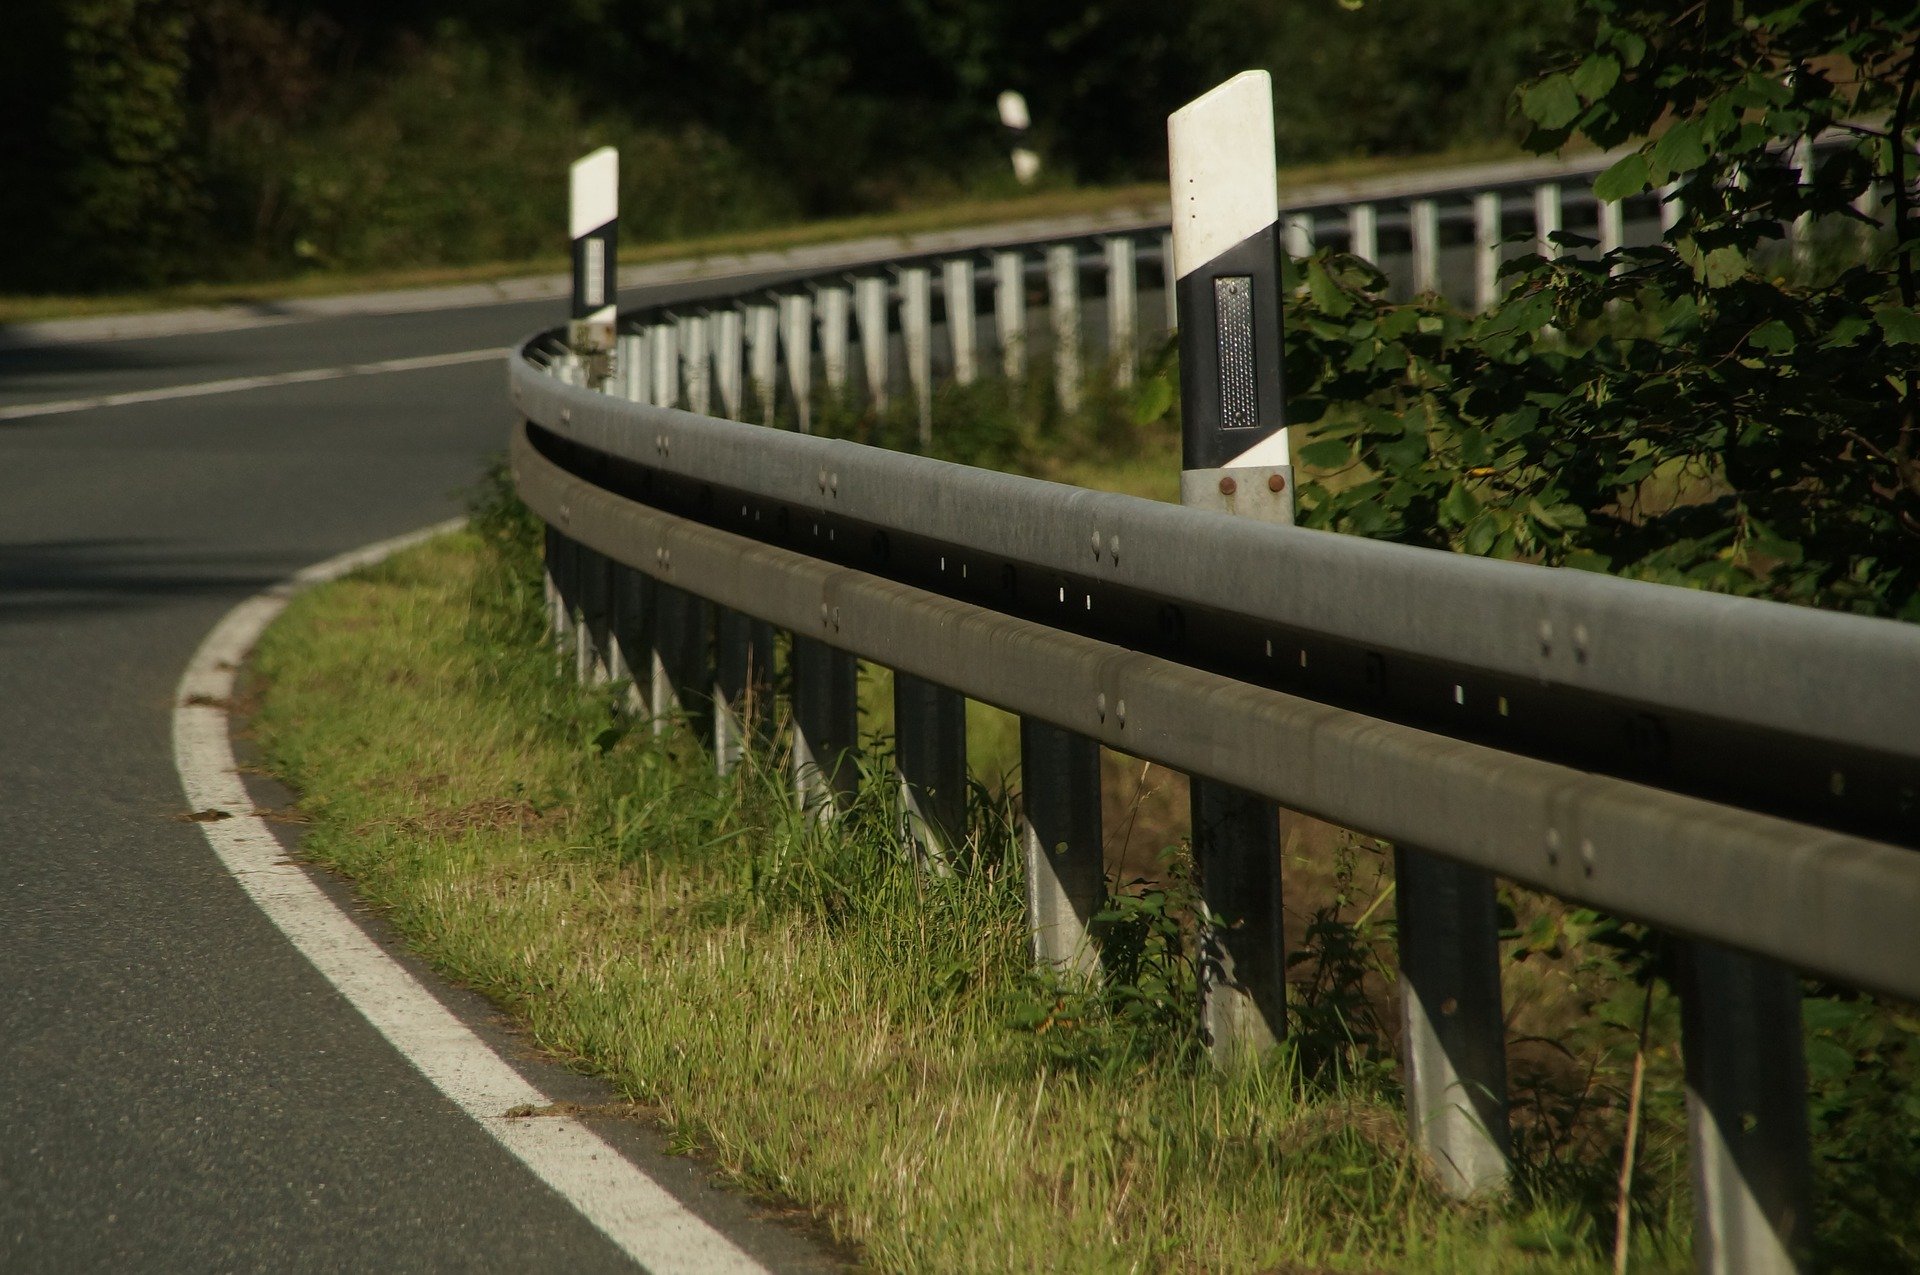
[1,0,1570,292]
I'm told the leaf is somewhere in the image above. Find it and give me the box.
[1571,54,1620,102]
[1874,304,1920,345]
[1608,28,1647,68]
[1297,438,1353,468]
[1650,118,1708,181]
[1522,74,1582,130]
[1306,259,1353,318]
[1748,320,1794,354]
[1593,152,1649,203]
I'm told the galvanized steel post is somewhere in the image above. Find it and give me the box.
[1410,198,1441,295]
[1020,717,1103,978]
[1394,847,1512,1196]
[901,266,933,446]
[649,319,680,409]
[855,275,890,412]
[993,251,1027,380]
[746,302,778,423]
[610,564,654,716]
[1678,942,1811,1274]
[893,672,967,866]
[1047,243,1081,412]
[1104,237,1138,387]
[713,309,744,419]
[713,609,773,775]
[1168,71,1290,1065]
[1473,192,1502,310]
[1348,202,1379,263]
[791,636,859,814]
[942,258,978,386]
[780,293,814,433]
[680,313,711,417]
[649,584,711,742]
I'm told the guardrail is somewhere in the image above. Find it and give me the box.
[512,122,1914,1274]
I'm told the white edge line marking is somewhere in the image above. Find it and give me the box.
[0,346,506,422]
[171,520,767,1275]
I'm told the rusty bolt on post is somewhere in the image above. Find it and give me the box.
[1268,473,1286,493]
[1218,475,1238,496]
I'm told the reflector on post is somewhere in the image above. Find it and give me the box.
[1169,71,1291,524]
[569,147,619,385]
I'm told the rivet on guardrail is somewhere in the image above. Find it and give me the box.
[1108,535,1121,563]
[1580,838,1596,878]
[830,473,839,494]
[1573,624,1590,664]
[1116,699,1127,727]
[832,607,842,630]
[558,502,570,522]
[562,407,571,424]
[1096,692,1107,721]
[1090,531,1101,558]
[1538,619,1554,656]
[818,468,828,492]
[1218,475,1237,496]
[1545,827,1562,867]
[820,602,830,626]
[1267,473,1286,494]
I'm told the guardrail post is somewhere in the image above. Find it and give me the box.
[1104,237,1138,387]
[713,609,773,775]
[747,302,778,423]
[544,523,574,659]
[1019,718,1103,978]
[1394,848,1511,1196]
[576,544,613,685]
[618,329,649,402]
[993,251,1026,379]
[942,258,977,386]
[1410,198,1441,295]
[781,293,814,433]
[713,309,744,419]
[894,673,967,866]
[567,147,618,388]
[1597,189,1625,258]
[1473,192,1502,311]
[901,266,933,447]
[610,564,654,715]
[680,314,711,416]
[649,584,712,741]
[650,319,680,409]
[819,284,852,397]
[1535,182,1563,258]
[1047,243,1081,412]
[855,275,890,413]
[1348,202,1378,263]
[1169,71,1291,1065]
[791,636,859,814]
[1677,942,1811,1274]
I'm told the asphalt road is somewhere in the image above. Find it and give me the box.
[0,275,840,1271]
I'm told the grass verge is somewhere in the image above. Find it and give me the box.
[247,475,1703,1272]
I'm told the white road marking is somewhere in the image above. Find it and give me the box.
[172,521,768,1275]
[0,347,504,422]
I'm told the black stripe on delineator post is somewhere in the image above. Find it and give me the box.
[1174,224,1287,472]
[570,218,618,327]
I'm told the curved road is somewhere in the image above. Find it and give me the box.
[0,269,845,1271]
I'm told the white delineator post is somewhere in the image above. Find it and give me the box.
[1168,72,1290,1070]
[568,147,619,386]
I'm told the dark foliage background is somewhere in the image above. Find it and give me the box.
[1,0,1571,292]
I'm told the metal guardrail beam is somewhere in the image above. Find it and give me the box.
[512,358,1920,835]
[514,419,1920,1004]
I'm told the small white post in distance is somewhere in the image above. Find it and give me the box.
[900,266,933,445]
[746,303,778,422]
[649,319,679,409]
[1046,243,1080,412]
[1347,202,1379,263]
[680,314,711,416]
[780,292,814,432]
[568,147,619,387]
[1535,181,1564,258]
[713,309,744,419]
